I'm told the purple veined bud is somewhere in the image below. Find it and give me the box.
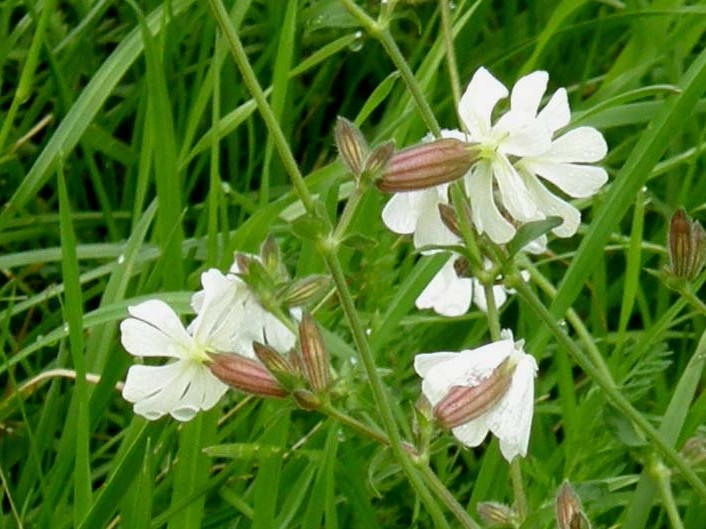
[681,436,706,468]
[298,312,331,393]
[476,501,516,527]
[335,116,368,176]
[277,274,333,308]
[669,209,706,280]
[363,141,395,176]
[376,138,479,193]
[252,342,300,391]
[209,353,287,398]
[556,481,591,529]
[433,357,513,429]
[235,252,255,276]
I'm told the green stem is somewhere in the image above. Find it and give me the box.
[509,458,528,521]
[339,0,442,138]
[318,402,391,448]
[208,4,455,526]
[482,283,501,341]
[439,0,462,112]
[678,284,706,317]
[321,251,451,529]
[333,184,365,242]
[416,464,482,529]
[523,259,613,381]
[511,277,706,502]
[649,455,685,529]
[208,0,316,216]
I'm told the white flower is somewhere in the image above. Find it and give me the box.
[416,256,511,316]
[188,257,298,358]
[459,67,608,243]
[414,330,538,462]
[120,269,245,421]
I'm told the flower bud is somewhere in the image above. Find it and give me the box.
[433,357,513,429]
[209,353,287,398]
[681,435,706,468]
[556,481,591,529]
[376,138,477,193]
[277,274,332,307]
[477,501,516,528]
[335,116,368,176]
[437,203,462,237]
[298,312,331,393]
[252,342,300,391]
[669,209,706,280]
[364,141,395,176]
[259,234,281,276]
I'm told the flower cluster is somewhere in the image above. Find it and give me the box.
[382,67,608,247]
[121,257,297,421]
[381,67,608,320]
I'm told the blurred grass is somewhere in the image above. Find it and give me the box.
[2,1,706,528]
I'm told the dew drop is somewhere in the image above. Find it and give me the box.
[63,322,69,332]
[558,319,569,335]
[348,31,364,52]
[117,254,125,265]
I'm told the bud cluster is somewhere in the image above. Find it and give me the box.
[209,311,332,405]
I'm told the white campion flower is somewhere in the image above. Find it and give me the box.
[414,330,538,462]
[415,256,511,316]
[459,67,608,243]
[120,269,245,421]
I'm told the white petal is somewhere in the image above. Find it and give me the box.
[536,88,570,133]
[415,257,473,317]
[263,311,296,352]
[121,300,192,359]
[523,159,608,198]
[230,294,267,358]
[414,352,461,378]
[459,68,508,139]
[544,127,607,163]
[124,361,227,422]
[488,353,537,461]
[412,190,458,252]
[466,162,516,244]
[494,112,551,157]
[191,269,246,351]
[521,171,581,238]
[510,71,548,117]
[438,128,469,141]
[451,416,491,448]
[493,156,540,221]
[381,191,424,234]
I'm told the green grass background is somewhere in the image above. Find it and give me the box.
[2,0,706,527]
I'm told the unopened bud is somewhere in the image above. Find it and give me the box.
[298,312,331,393]
[209,353,287,398]
[235,252,254,275]
[277,274,332,307]
[681,436,706,468]
[556,481,591,529]
[669,209,706,280]
[260,234,281,275]
[364,141,395,175]
[433,357,513,429]
[438,203,462,237]
[335,116,368,176]
[252,342,300,391]
[477,501,516,527]
[376,138,477,193]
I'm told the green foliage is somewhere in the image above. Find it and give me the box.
[2,1,706,528]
